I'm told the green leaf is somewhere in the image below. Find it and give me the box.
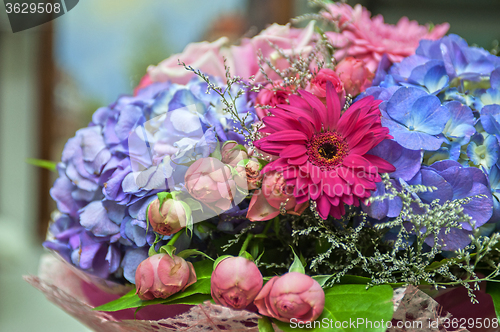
[424,254,476,272]
[158,244,176,257]
[210,140,222,160]
[312,275,333,287]
[289,247,305,274]
[93,289,141,312]
[213,255,233,270]
[192,259,214,279]
[258,316,275,332]
[163,293,212,305]
[337,275,404,287]
[26,158,57,171]
[273,284,394,332]
[157,191,172,206]
[486,281,500,320]
[239,251,254,261]
[176,249,214,261]
[148,245,157,257]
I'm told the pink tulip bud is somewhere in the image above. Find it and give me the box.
[135,253,197,301]
[211,256,263,310]
[335,57,374,96]
[147,198,187,236]
[185,157,238,213]
[254,272,325,323]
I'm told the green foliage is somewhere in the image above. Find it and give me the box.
[258,317,276,332]
[487,281,500,320]
[26,158,56,171]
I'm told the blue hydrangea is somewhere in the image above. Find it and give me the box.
[364,34,500,250]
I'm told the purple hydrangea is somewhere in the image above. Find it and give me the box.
[45,78,257,283]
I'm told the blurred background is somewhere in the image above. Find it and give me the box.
[0,0,498,330]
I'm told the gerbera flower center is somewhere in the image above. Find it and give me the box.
[307,132,349,169]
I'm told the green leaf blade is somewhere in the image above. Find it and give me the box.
[486,281,500,320]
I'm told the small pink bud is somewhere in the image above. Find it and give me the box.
[306,68,346,105]
[254,272,325,323]
[221,141,248,167]
[211,256,263,310]
[335,57,374,96]
[147,198,187,236]
[135,253,197,301]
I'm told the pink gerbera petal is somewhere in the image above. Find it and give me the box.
[256,83,394,220]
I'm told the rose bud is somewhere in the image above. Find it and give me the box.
[221,141,248,167]
[247,171,308,221]
[135,253,197,301]
[147,197,188,236]
[185,157,239,213]
[306,68,346,106]
[211,256,263,310]
[221,143,263,190]
[254,272,325,323]
[335,57,374,96]
[255,82,292,120]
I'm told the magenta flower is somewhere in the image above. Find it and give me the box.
[135,253,197,301]
[255,83,293,120]
[211,256,263,310]
[324,3,449,72]
[254,272,325,323]
[254,83,395,219]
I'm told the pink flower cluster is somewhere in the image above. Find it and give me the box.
[324,3,449,72]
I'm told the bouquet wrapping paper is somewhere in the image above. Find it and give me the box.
[28,254,497,332]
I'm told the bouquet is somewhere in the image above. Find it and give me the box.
[30,1,500,331]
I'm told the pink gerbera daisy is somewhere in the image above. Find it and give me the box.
[254,83,395,219]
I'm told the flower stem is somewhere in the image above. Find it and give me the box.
[239,233,254,256]
[167,230,184,247]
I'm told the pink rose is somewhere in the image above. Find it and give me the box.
[335,57,374,96]
[135,253,197,301]
[134,73,153,96]
[247,171,308,221]
[211,256,263,310]
[146,22,317,87]
[229,21,317,83]
[306,68,346,105]
[148,37,229,85]
[185,157,238,213]
[255,83,293,120]
[324,3,449,72]
[147,198,187,236]
[254,272,325,323]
